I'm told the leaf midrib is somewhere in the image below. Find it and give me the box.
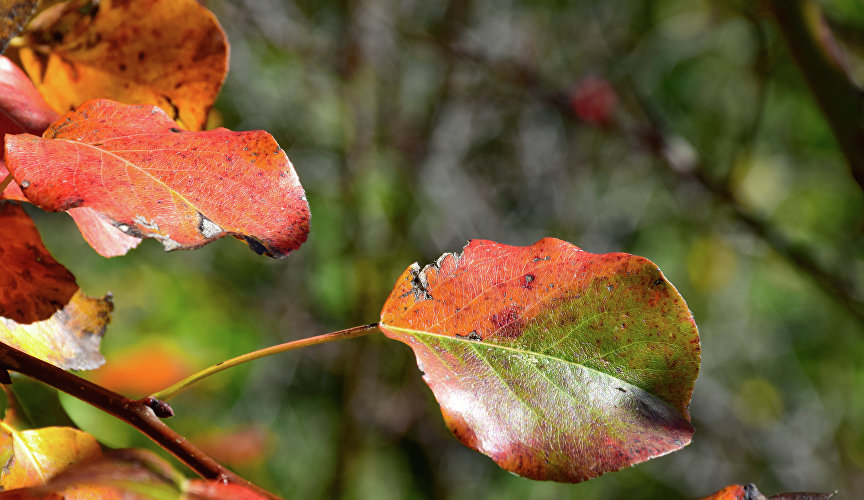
[0,422,47,484]
[381,323,653,392]
[59,138,199,218]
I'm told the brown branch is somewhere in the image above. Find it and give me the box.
[0,341,280,500]
[767,0,864,193]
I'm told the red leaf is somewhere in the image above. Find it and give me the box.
[5,99,310,258]
[379,238,700,482]
[0,202,76,324]
[0,56,57,138]
[0,56,140,255]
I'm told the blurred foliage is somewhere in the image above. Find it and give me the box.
[16,0,864,498]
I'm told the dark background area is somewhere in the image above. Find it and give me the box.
[24,0,864,498]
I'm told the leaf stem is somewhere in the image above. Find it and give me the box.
[151,323,380,401]
[0,174,13,194]
[0,341,279,499]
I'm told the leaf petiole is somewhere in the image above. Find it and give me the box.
[0,174,13,194]
[150,323,380,401]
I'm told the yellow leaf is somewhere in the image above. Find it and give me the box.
[0,425,101,490]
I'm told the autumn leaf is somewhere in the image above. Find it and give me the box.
[379,238,700,482]
[65,207,140,259]
[0,425,101,490]
[0,448,184,499]
[0,0,38,54]
[0,448,270,500]
[698,484,836,500]
[0,202,110,370]
[0,56,56,139]
[17,0,228,131]
[0,56,138,256]
[1,290,112,371]
[0,202,76,324]
[4,99,310,258]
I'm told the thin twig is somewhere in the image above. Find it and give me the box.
[150,323,380,401]
[0,174,13,194]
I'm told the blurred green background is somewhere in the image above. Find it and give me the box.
[20,0,864,498]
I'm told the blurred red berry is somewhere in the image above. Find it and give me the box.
[570,76,618,126]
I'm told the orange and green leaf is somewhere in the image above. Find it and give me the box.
[379,238,700,482]
[4,99,310,258]
[17,0,228,131]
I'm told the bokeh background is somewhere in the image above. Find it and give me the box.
[21,0,864,498]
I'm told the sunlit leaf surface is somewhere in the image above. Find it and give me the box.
[5,99,310,258]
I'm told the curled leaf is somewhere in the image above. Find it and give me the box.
[0,56,57,138]
[66,207,141,258]
[5,99,310,258]
[17,0,228,130]
[379,238,700,482]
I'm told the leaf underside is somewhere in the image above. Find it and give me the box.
[379,238,700,482]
